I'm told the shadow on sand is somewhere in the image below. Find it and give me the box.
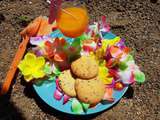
[0,89,25,120]
[0,71,26,120]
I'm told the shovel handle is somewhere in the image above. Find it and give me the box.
[0,36,29,95]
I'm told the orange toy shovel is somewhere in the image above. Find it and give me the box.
[0,16,55,95]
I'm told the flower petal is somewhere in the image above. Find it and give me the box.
[99,66,113,84]
[24,75,33,82]
[18,60,27,71]
[24,53,36,65]
[36,57,45,68]
[54,52,67,62]
[54,89,63,100]
[103,88,114,102]
[102,77,113,85]
[110,46,123,58]
[30,36,44,46]
[32,70,45,78]
[18,61,32,76]
[22,66,32,76]
[63,94,70,104]
[118,70,134,84]
[101,16,110,32]
[55,78,62,92]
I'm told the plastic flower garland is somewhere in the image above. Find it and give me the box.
[18,16,145,114]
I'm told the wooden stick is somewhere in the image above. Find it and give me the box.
[0,36,29,95]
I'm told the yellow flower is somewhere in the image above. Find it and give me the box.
[99,66,113,84]
[18,53,46,82]
[101,37,120,51]
[90,37,121,63]
[90,48,104,59]
[95,48,105,60]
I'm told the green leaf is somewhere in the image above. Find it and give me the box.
[48,75,55,81]
[70,38,82,56]
[71,39,81,47]
[54,68,61,76]
[119,62,128,70]
[135,71,145,83]
[44,64,51,74]
[71,98,83,114]
[75,34,89,41]
[125,54,134,62]
[81,103,90,112]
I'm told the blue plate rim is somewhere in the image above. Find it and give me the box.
[33,82,128,115]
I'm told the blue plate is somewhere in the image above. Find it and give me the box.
[33,31,128,115]
[33,80,128,115]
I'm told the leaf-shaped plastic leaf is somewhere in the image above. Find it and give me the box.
[74,34,88,42]
[134,71,145,83]
[71,98,83,114]
[44,63,52,74]
[70,39,81,54]
[125,54,134,62]
[119,61,128,71]
[54,68,61,76]
[81,103,90,112]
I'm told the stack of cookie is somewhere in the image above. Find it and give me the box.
[58,56,105,105]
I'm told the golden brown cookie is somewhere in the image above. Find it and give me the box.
[59,70,76,97]
[75,77,105,105]
[71,56,98,79]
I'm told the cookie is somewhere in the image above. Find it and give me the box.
[59,70,76,97]
[71,56,98,79]
[75,77,105,105]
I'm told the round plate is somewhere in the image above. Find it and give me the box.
[33,30,128,115]
[33,80,128,115]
